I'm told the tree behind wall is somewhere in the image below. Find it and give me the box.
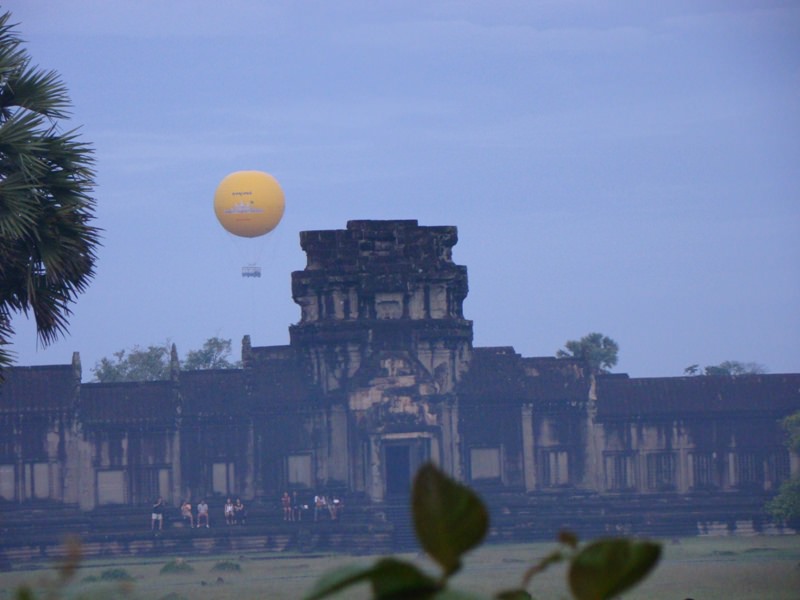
[92,337,241,382]
[183,336,241,370]
[703,360,767,376]
[92,344,172,382]
[556,332,619,374]
[766,410,800,528]
[0,11,100,374]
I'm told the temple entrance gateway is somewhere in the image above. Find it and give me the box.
[385,445,411,496]
[383,438,430,497]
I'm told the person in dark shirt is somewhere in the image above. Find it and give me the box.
[292,491,303,522]
[234,498,246,525]
[151,497,165,531]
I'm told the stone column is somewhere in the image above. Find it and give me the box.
[675,423,690,493]
[75,435,96,510]
[438,398,462,481]
[368,434,384,502]
[583,419,606,492]
[328,405,349,485]
[170,428,183,505]
[241,422,256,499]
[521,404,537,492]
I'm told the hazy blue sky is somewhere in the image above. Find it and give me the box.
[6,1,799,379]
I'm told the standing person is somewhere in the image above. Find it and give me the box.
[330,495,342,521]
[197,498,209,528]
[292,491,302,522]
[180,499,194,528]
[281,491,292,521]
[151,497,165,531]
[224,497,235,526]
[328,495,338,520]
[281,492,294,521]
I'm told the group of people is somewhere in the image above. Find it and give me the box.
[156,492,344,530]
[314,493,343,521]
[280,491,343,522]
[280,491,304,521]
[172,497,246,529]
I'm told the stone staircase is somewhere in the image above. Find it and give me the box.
[0,496,395,566]
[0,490,786,568]
[378,499,419,551]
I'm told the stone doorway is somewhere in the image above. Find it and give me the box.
[383,439,429,497]
[385,445,412,496]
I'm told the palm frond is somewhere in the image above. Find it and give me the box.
[0,9,101,360]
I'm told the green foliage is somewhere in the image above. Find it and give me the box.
[556,333,619,374]
[92,336,241,382]
[160,558,195,574]
[305,463,660,600]
[211,559,242,572]
[684,361,768,377]
[766,477,800,528]
[98,567,134,581]
[0,10,100,373]
[182,336,241,370]
[92,343,171,382]
[78,567,137,583]
[567,538,661,600]
[305,559,439,600]
[14,585,35,600]
[765,410,800,528]
[702,361,767,376]
[412,463,489,578]
[781,411,800,453]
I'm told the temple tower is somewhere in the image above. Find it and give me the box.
[290,220,473,394]
[290,220,472,498]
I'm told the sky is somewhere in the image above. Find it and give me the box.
[4,0,799,380]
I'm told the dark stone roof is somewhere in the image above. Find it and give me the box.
[246,358,317,408]
[180,358,316,417]
[180,369,246,417]
[79,380,176,426]
[0,365,76,413]
[595,373,800,419]
[458,347,590,406]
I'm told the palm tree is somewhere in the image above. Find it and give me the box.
[556,332,619,374]
[0,11,100,373]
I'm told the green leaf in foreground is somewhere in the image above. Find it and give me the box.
[303,563,374,600]
[370,558,440,599]
[568,538,661,600]
[495,589,534,599]
[303,558,439,600]
[412,463,490,578]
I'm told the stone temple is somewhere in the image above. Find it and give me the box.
[1,220,798,555]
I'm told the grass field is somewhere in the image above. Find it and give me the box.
[1,535,798,600]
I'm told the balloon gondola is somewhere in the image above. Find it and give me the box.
[213,170,285,277]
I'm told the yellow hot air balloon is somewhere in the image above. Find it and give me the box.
[214,171,285,277]
[214,170,285,238]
